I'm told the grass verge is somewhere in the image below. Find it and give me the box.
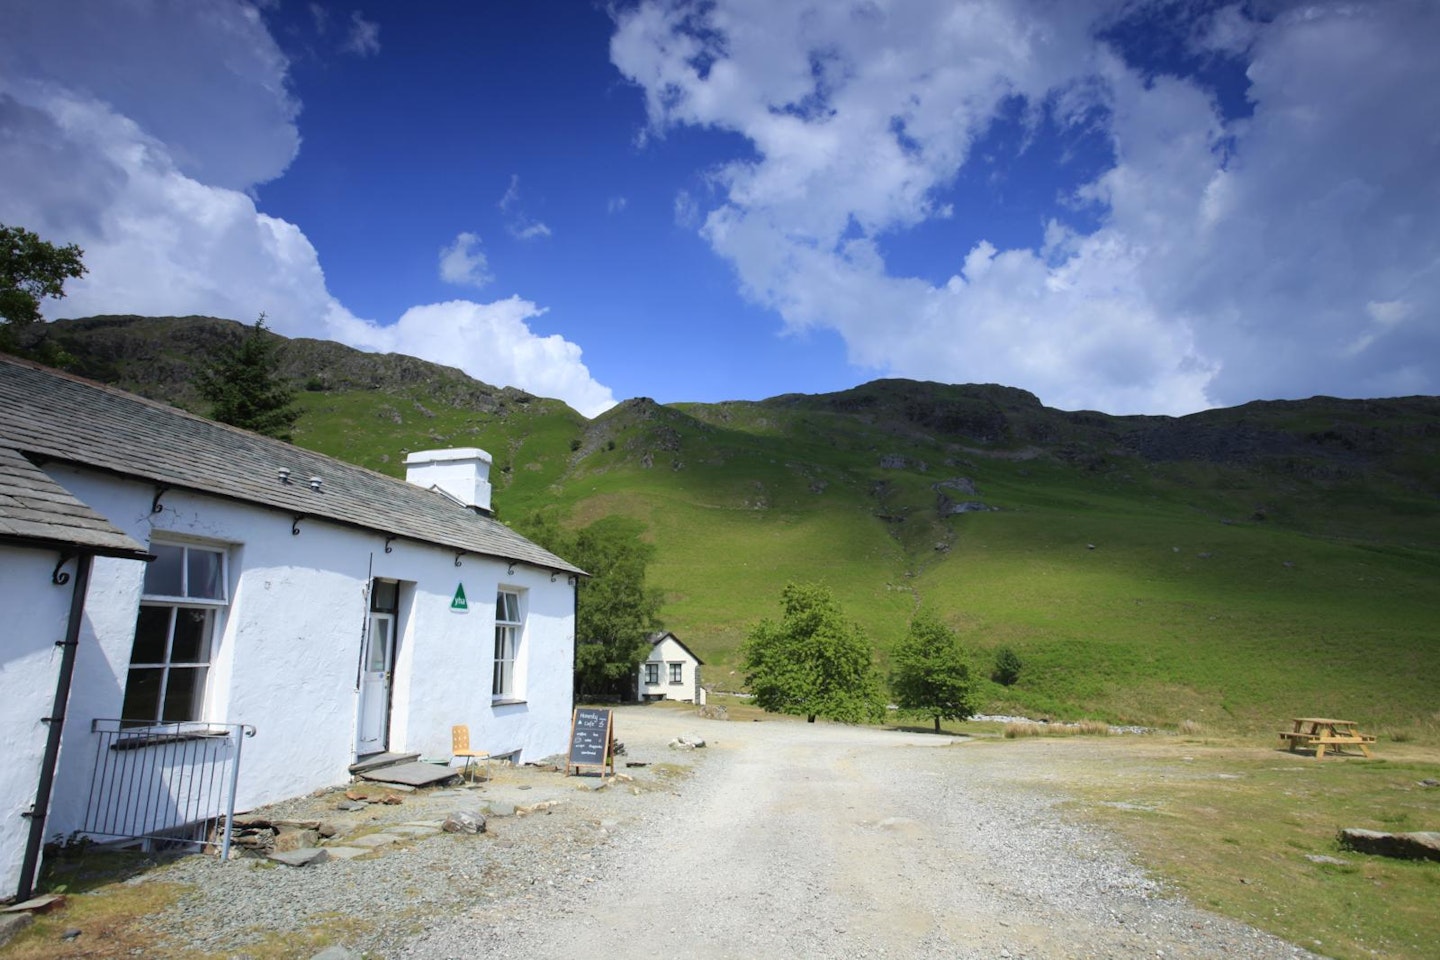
[993,735,1440,960]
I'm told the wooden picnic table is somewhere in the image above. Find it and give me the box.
[1278,717,1376,759]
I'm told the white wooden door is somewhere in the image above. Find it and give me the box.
[356,612,394,755]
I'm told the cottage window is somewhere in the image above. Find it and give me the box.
[121,542,227,725]
[645,662,660,685]
[669,662,683,684]
[493,590,522,698]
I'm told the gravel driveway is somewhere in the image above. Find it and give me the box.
[397,707,1319,960]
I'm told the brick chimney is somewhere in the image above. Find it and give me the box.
[404,447,493,513]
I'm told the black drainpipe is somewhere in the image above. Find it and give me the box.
[571,574,580,710]
[17,552,93,903]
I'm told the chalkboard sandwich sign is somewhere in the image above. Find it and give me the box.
[567,707,615,776]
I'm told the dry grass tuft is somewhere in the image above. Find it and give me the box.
[1073,720,1112,736]
[1003,720,1112,739]
[1003,722,1045,738]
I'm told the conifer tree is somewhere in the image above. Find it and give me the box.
[195,314,300,440]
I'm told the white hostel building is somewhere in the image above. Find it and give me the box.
[0,354,583,901]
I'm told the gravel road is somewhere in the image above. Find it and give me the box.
[400,707,1320,960]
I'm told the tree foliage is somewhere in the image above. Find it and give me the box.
[514,513,664,698]
[741,581,884,724]
[890,608,976,733]
[991,646,1023,687]
[195,315,300,440]
[0,223,86,354]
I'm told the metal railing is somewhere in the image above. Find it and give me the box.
[81,719,256,860]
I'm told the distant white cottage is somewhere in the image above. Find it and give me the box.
[0,355,584,902]
[636,631,704,703]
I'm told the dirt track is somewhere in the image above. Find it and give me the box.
[404,707,1319,960]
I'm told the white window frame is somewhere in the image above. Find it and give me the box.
[668,661,684,685]
[493,589,523,700]
[644,662,660,685]
[122,541,228,726]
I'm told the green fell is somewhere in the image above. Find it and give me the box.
[31,315,1440,735]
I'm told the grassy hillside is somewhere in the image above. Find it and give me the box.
[28,315,1440,735]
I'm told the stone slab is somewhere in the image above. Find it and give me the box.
[1339,828,1440,861]
[310,946,360,960]
[357,761,457,787]
[388,824,440,838]
[319,846,370,861]
[348,833,401,849]
[268,847,331,867]
[348,751,420,775]
[1,894,65,914]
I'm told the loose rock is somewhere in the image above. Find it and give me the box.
[1338,828,1440,861]
[442,810,487,834]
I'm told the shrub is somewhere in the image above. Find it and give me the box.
[991,646,1022,686]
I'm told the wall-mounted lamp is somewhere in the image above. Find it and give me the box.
[309,476,323,492]
[278,467,291,484]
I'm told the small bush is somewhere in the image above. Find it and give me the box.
[991,647,1023,686]
[1178,719,1208,737]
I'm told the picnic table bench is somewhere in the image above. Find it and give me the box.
[1279,718,1376,759]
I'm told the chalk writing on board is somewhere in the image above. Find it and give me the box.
[568,707,612,772]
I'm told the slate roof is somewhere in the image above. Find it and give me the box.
[0,354,584,575]
[645,630,705,665]
[0,445,149,557]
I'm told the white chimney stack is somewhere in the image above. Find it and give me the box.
[404,447,493,513]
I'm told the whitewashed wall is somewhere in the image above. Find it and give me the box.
[637,634,701,702]
[0,545,85,898]
[37,465,575,839]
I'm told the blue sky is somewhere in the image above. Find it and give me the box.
[2,1,1437,418]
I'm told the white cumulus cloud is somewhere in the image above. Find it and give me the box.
[331,298,616,418]
[439,232,494,289]
[612,0,1440,412]
[0,0,615,418]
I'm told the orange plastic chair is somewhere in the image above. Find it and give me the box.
[451,725,489,783]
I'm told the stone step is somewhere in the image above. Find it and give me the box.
[356,759,458,787]
[348,751,420,775]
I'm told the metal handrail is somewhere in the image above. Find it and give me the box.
[83,719,256,860]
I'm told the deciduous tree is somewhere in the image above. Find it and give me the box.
[890,608,976,733]
[514,512,664,698]
[1,223,86,355]
[742,581,884,724]
[195,315,300,440]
